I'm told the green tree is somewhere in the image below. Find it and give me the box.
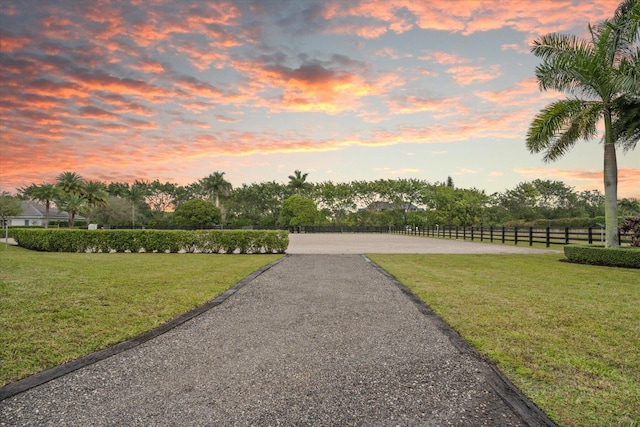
[57,193,87,227]
[287,170,312,196]
[619,197,640,216]
[91,196,133,228]
[128,181,150,228]
[314,181,356,225]
[0,192,23,228]
[199,171,232,208]
[526,0,640,247]
[173,199,221,229]
[279,195,321,227]
[84,181,109,226]
[19,183,60,228]
[56,171,85,196]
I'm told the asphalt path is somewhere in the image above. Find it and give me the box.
[0,234,556,426]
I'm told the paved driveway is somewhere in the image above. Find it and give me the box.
[287,233,560,254]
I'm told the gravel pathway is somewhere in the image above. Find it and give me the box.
[0,252,553,426]
[286,233,560,254]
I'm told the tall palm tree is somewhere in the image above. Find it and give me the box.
[199,172,232,208]
[526,0,639,248]
[287,170,311,196]
[20,183,60,228]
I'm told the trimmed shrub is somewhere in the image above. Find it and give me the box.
[564,245,640,268]
[11,229,289,254]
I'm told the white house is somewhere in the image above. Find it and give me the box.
[9,201,83,226]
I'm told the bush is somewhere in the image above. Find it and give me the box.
[564,245,640,268]
[11,229,289,254]
[620,217,640,247]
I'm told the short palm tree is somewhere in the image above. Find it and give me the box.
[57,193,87,228]
[21,183,60,228]
[526,0,639,248]
[56,171,86,196]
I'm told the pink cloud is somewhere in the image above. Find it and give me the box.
[420,51,471,65]
[447,65,502,86]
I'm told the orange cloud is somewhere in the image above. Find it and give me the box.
[324,0,620,39]
[0,33,32,51]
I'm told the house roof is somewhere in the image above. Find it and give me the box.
[17,200,78,220]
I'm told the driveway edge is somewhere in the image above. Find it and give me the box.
[0,256,286,401]
[362,255,557,427]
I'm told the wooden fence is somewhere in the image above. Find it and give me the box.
[392,225,632,247]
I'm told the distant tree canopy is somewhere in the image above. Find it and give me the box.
[11,169,638,229]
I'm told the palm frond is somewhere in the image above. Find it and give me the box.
[612,96,640,151]
[526,99,603,162]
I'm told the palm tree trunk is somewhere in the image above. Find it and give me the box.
[603,111,620,248]
[45,201,50,229]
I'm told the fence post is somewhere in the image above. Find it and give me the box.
[502,227,505,244]
[588,227,592,244]
[565,227,569,245]
[514,227,518,245]
[490,226,493,242]
[529,227,533,246]
[471,227,474,241]
[546,227,550,247]
[463,227,466,240]
[480,226,484,242]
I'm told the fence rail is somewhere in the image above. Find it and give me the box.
[392,225,632,247]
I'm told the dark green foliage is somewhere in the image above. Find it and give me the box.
[620,216,640,246]
[279,195,321,226]
[10,229,289,254]
[564,245,640,268]
[173,199,221,229]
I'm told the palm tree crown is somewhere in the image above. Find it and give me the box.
[56,171,86,196]
[287,170,311,195]
[199,172,232,208]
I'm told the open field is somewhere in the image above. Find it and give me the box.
[368,253,640,427]
[0,245,282,386]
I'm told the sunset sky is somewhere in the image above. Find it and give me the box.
[1,0,638,198]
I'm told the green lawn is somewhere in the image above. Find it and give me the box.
[0,245,282,386]
[2,245,638,426]
[367,253,640,427]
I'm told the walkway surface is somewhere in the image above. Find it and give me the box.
[0,235,555,426]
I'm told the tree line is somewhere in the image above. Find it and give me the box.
[9,170,639,230]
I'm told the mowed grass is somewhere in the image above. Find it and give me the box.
[0,245,282,387]
[367,253,639,427]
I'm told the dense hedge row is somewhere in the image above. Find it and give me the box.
[564,245,640,269]
[10,229,289,254]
